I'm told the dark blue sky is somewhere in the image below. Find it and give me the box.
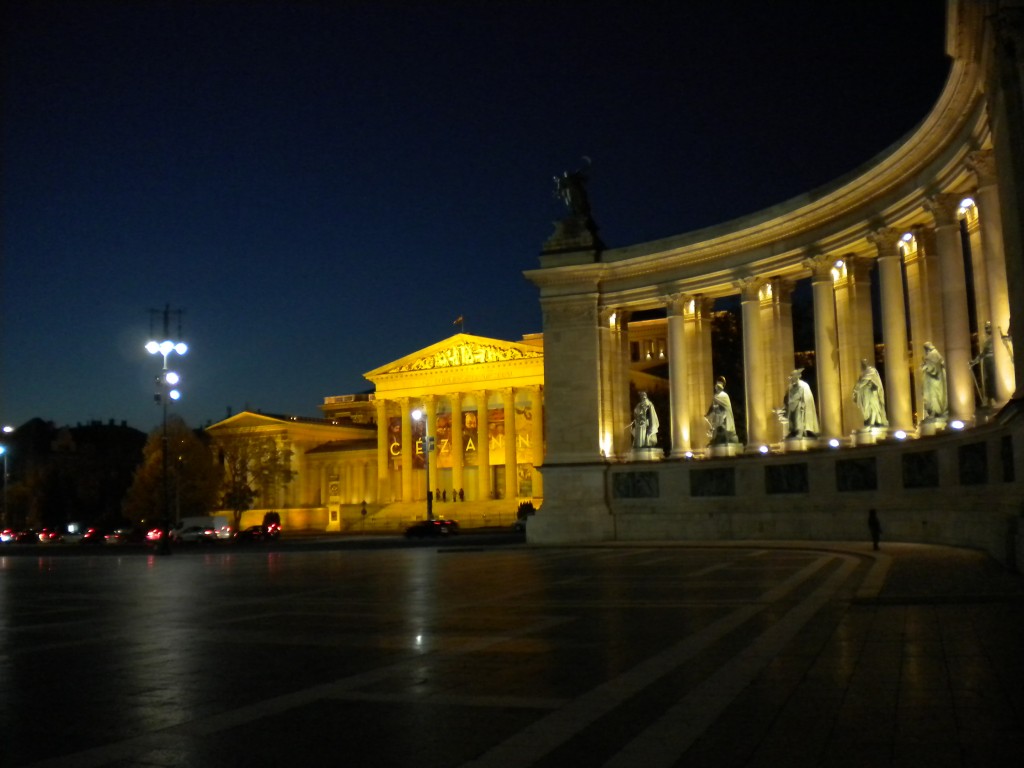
[2,1,949,432]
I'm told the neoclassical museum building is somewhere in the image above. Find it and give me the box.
[209,0,1024,563]
[527,0,1024,565]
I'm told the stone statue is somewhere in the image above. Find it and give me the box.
[852,359,888,428]
[553,157,592,218]
[921,341,948,419]
[706,376,738,445]
[971,321,997,405]
[783,368,818,438]
[631,391,659,449]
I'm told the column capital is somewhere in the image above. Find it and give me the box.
[909,224,937,256]
[867,227,904,257]
[965,149,997,187]
[924,193,963,227]
[664,293,689,317]
[802,253,837,282]
[735,275,765,302]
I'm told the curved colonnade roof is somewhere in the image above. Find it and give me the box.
[526,1,988,310]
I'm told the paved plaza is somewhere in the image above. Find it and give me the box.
[2,538,1023,767]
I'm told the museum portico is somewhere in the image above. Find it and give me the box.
[526,0,1024,564]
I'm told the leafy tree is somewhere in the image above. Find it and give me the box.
[213,430,294,531]
[122,415,221,526]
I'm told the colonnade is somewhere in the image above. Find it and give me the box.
[370,386,545,502]
[609,151,1014,456]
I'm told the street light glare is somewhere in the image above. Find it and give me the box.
[145,340,160,355]
[165,371,180,385]
[411,409,423,421]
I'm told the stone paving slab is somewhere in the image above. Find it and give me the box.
[1,540,1022,767]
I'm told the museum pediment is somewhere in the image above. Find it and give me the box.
[368,333,542,377]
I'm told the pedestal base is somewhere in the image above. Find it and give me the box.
[783,436,818,452]
[853,427,887,445]
[630,447,664,462]
[709,443,741,458]
[919,418,946,436]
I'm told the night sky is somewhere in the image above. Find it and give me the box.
[2,0,950,433]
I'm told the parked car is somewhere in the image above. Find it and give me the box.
[404,519,460,538]
[170,525,217,544]
[234,524,281,543]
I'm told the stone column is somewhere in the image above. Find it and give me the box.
[399,397,413,501]
[598,308,631,458]
[985,9,1024,397]
[475,389,490,500]
[903,231,935,420]
[967,150,1015,403]
[868,228,913,431]
[666,294,691,456]
[738,277,769,448]
[834,255,874,434]
[424,395,437,503]
[685,297,714,449]
[502,388,517,498]
[374,397,391,502]
[806,254,843,439]
[529,385,544,499]
[762,278,795,428]
[450,392,464,499]
[925,194,976,422]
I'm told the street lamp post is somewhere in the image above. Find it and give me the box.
[146,305,187,554]
[0,425,11,528]
[411,408,434,520]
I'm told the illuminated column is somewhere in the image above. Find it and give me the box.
[967,150,1015,403]
[529,385,544,498]
[926,194,976,422]
[685,297,713,449]
[374,397,390,501]
[424,395,437,501]
[986,11,1024,397]
[666,294,691,456]
[903,233,933,421]
[451,392,464,498]
[806,254,842,438]
[400,397,413,501]
[738,277,769,448]
[834,255,873,434]
[762,278,795,423]
[869,228,913,431]
[502,388,517,498]
[599,308,631,458]
[475,389,491,500]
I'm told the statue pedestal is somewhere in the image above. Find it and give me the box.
[783,436,818,453]
[630,447,664,462]
[853,427,887,446]
[919,419,945,436]
[708,443,741,458]
[976,406,997,426]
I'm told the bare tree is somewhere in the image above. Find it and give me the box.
[214,430,294,532]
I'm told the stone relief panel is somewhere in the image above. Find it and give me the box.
[902,451,939,489]
[387,340,542,372]
[958,442,988,485]
[690,467,736,497]
[765,463,809,494]
[835,458,878,492]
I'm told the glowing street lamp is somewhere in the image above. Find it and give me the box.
[411,408,434,520]
[146,305,187,553]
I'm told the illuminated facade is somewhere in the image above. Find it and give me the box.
[206,333,545,530]
[525,0,1024,564]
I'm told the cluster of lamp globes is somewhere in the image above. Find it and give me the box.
[145,339,188,403]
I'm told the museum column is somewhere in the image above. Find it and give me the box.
[502,388,517,498]
[868,228,913,431]
[475,389,491,500]
[529,385,544,499]
[400,397,414,501]
[806,254,842,439]
[765,278,796,426]
[967,149,1015,403]
[685,297,713,449]
[985,9,1024,397]
[903,233,936,416]
[374,397,390,502]
[424,395,438,501]
[834,256,874,434]
[925,194,976,422]
[738,277,769,448]
[451,392,464,498]
[666,294,691,456]
[598,309,631,458]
